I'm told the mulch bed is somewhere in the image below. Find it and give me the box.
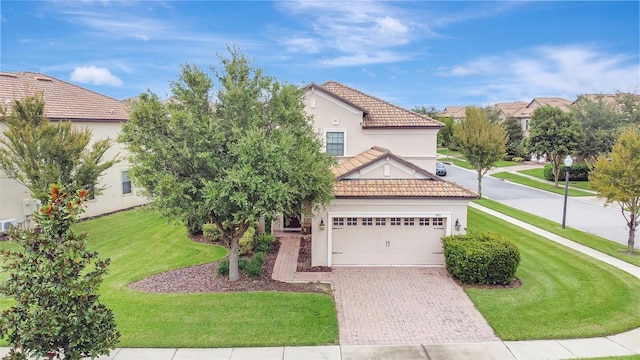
[296,235,332,273]
[128,235,329,294]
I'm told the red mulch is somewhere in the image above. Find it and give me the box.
[296,235,331,273]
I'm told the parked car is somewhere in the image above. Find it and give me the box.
[436,162,447,176]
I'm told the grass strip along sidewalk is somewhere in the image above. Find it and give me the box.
[474,198,640,267]
[491,171,594,197]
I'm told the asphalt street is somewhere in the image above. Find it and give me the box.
[443,163,636,249]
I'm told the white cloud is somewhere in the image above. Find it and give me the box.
[275,1,419,66]
[437,45,639,100]
[70,66,123,86]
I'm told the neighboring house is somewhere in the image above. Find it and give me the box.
[494,98,571,137]
[438,106,468,122]
[274,81,478,267]
[0,71,148,228]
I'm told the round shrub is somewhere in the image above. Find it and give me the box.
[442,232,520,285]
[543,163,590,181]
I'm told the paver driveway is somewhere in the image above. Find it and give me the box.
[273,234,499,346]
[333,267,499,345]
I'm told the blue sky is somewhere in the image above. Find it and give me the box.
[1,1,639,110]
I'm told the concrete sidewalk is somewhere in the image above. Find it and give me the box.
[2,328,639,359]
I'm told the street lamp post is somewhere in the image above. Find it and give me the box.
[561,155,573,229]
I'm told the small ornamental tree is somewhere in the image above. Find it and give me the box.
[590,127,640,255]
[0,184,119,360]
[0,93,117,202]
[454,107,506,198]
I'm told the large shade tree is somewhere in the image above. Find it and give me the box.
[527,106,585,188]
[119,48,335,281]
[0,93,116,202]
[454,107,506,198]
[590,127,640,254]
[571,95,623,164]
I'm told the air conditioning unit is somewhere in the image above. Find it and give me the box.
[0,219,17,234]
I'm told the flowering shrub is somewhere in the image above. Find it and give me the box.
[0,183,119,360]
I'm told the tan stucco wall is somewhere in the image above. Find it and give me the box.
[0,121,149,227]
[304,90,439,173]
[310,198,471,266]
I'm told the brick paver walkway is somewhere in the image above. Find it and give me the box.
[272,233,499,346]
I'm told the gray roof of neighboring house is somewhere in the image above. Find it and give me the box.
[0,71,129,122]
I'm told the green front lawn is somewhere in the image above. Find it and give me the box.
[474,198,640,267]
[0,208,338,347]
[491,171,594,196]
[519,167,593,191]
[466,207,640,340]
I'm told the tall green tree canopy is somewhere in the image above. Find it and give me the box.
[527,106,585,187]
[453,107,506,198]
[0,93,116,201]
[590,127,640,254]
[504,117,525,157]
[119,48,335,281]
[571,95,623,164]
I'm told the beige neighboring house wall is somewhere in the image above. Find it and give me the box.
[0,71,148,228]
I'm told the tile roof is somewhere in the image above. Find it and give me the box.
[529,97,572,112]
[334,179,478,199]
[332,146,436,180]
[310,81,443,129]
[331,147,477,199]
[0,71,128,122]
[439,106,468,118]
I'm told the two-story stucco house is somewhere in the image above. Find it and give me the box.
[0,71,148,229]
[274,81,478,267]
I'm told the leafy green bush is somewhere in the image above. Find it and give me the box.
[512,157,524,162]
[216,253,263,278]
[239,227,256,256]
[202,223,222,242]
[216,258,230,276]
[0,184,119,360]
[255,233,275,253]
[502,154,515,161]
[442,232,520,285]
[245,252,265,278]
[543,164,590,181]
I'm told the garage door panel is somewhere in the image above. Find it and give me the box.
[331,217,446,266]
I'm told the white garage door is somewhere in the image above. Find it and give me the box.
[331,216,446,266]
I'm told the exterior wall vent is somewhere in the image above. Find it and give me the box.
[332,118,339,125]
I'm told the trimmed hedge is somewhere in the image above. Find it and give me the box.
[442,232,520,285]
[543,163,590,181]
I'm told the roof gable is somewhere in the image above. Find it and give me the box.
[0,71,128,122]
[332,147,437,180]
[331,147,478,199]
[307,81,443,129]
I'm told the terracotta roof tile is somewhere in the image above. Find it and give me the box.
[315,81,443,129]
[0,71,128,122]
[334,179,478,199]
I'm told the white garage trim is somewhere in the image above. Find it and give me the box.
[327,211,452,266]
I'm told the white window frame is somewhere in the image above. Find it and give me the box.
[122,170,132,196]
[323,129,347,156]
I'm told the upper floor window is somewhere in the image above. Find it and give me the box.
[326,131,344,156]
[122,171,132,195]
